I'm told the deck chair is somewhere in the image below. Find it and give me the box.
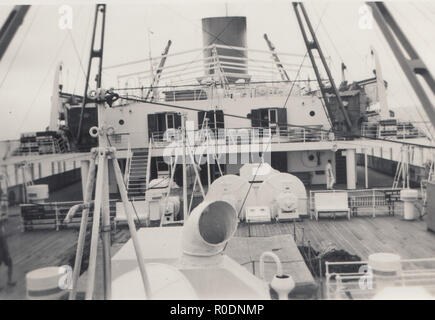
[314,192,350,220]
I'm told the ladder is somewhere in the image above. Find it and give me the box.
[125,148,149,198]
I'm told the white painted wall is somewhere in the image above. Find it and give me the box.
[103,94,330,149]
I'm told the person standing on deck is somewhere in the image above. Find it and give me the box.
[0,175,15,289]
[325,159,335,190]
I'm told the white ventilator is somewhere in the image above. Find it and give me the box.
[182,200,238,257]
[204,174,250,217]
[239,162,279,183]
[205,165,307,222]
[258,173,307,220]
[111,199,271,299]
[145,178,180,222]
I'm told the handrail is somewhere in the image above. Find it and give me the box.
[124,138,132,185]
[324,257,435,299]
[149,126,335,147]
[145,139,152,191]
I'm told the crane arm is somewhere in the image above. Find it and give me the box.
[0,5,30,62]
[145,40,172,101]
[263,33,290,81]
[292,2,353,132]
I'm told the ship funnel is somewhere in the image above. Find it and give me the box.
[201,16,250,83]
[182,200,237,257]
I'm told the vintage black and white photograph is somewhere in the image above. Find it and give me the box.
[0,0,435,304]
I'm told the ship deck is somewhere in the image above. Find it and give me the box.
[2,209,435,300]
[2,168,435,299]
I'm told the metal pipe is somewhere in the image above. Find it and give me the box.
[186,144,206,199]
[63,203,85,224]
[69,151,97,300]
[160,157,177,227]
[111,151,153,299]
[85,150,106,300]
[101,156,111,299]
[182,114,188,220]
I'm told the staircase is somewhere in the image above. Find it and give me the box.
[126,148,149,198]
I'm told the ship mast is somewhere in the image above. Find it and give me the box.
[76,4,107,144]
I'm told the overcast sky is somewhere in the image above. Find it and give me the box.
[0,0,434,140]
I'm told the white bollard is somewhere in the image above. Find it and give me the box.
[26,266,68,300]
[400,189,419,220]
[368,253,402,291]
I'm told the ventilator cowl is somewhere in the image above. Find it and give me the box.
[182,200,238,257]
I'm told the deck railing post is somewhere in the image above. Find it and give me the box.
[372,189,376,218]
[55,203,59,231]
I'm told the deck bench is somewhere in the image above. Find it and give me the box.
[313,192,350,220]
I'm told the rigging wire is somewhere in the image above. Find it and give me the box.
[392,4,435,59]
[67,29,87,79]
[308,2,343,78]
[18,34,70,132]
[17,6,87,133]
[108,79,323,91]
[72,8,93,95]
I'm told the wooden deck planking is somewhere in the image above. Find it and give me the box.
[4,204,435,300]
[1,208,131,300]
[237,215,435,262]
[0,212,78,299]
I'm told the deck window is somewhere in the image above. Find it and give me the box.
[198,110,224,131]
[147,112,181,139]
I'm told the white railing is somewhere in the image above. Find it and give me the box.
[150,126,336,147]
[20,199,119,232]
[325,257,435,299]
[309,188,406,218]
[13,138,61,156]
[361,122,427,140]
[128,83,302,104]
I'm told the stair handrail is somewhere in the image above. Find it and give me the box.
[124,137,132,186]
[145,139,153,191]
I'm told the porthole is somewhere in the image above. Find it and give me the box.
[119,119,125,125]
[309,111,315,117]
